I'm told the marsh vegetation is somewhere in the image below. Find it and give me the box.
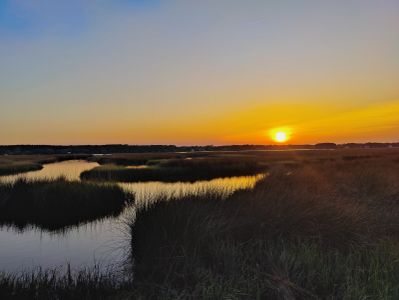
[0,267,133,300]
[1,149,399,299]
[82,156,267,182]
[0,154,92,176]
[130,156,399,299]
[0,178,130,230]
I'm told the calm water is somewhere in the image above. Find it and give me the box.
[0,160,100,183]
[0,160,264,274]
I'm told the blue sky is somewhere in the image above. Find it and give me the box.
[0,0,160,37]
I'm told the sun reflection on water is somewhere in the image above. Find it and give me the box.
[119,174,266,207]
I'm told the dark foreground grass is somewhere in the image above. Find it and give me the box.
[81,157,267,182]
[0,178,130,230]
[130,161,399,299]
[0,267,133,300]
[2,241,398,300]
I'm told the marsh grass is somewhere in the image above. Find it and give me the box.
[0,155,54,176]
[89,152,215,166]
[0,266,133,300]
[0,154,93,176]
[0,178,130,230]
[81,157,267,183]
[130,160,399,299]
[2,150,399,298]
[0,162,43,176]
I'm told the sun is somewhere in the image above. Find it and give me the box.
[274,131,288,143]
[270,127,292,143]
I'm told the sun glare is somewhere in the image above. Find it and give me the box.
[274,131,288,143]
[270,128,291,143]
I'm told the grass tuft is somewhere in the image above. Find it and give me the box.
[0,178,131,230]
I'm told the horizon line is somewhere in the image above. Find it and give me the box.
[1,142,399,147]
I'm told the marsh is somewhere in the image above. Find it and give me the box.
[0,158,264,276]
[1,149,399,299]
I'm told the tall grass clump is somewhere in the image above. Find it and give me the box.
[0,178,131,230]
[0,162,43,176]
[130,161,399,299]
[81,157,267,182]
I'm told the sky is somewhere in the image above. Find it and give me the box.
[1,0,398,145]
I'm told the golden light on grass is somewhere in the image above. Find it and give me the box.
[270,127,292,143]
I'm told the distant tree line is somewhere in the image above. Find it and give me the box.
[0,143,398,155]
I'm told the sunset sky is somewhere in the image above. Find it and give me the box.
[1,0,398,145]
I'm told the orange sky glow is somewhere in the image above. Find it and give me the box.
[1,1,398,145]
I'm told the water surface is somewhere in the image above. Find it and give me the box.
[0,160,99,183]
[0,160,264,274]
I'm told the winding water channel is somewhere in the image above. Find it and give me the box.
[0,160,264,274]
